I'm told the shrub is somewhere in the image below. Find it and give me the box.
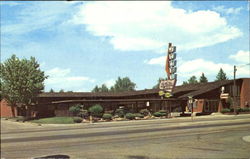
[73,117,82,123]
[125,113,136,120]
[241,107,250,112]
[79,109,89,118]
[153,112,167,117]
[230,108,234,112]
[102,113,112,120]
[88,104,103,117]
[236,107,250,112]
[139,109,150,116]
[153,112,162,117]
[69,104,81,116]
[105,110,114,115]
[160,112,167,116]
[134,113,144,118]
[221,108,231,113]
[159,110,167,113]
[115,108,125,118]
[236,107,243,112]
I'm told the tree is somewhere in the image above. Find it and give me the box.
[100,84,109,92]
[199,73,208,83]
[113,77,136,92]
[59,89,64,93]
[49,88,54,93]
[88,104,103,117]
[182,76,198,85]
[152,77,168,89]
[0,55,47,117]
[182,81,189,85]
[92,85,100,92]
[188,76,198,84]
[216,68,228,81]
[91,77,136,92]
[69,104,81,116]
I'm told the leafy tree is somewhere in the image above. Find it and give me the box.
[0,55,47,117]
[113,77,136,92]
[110,86,115,92]
[100,84,109,92]
[188,76,198,84]
[216,68,228,81]
[49,88,54,93]
[199,73,208,83]
[182,81,189,85]
[92,85,100,92]
[182,76,198,85]
[59,89,64,93]
[152,77,168,89]
[69,104,81,116]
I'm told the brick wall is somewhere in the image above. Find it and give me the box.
[240,79,250,108]
[0,99,17,117]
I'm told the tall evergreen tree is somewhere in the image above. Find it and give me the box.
[59,89,64,93]
[0,55,47,117]
[182,81,189,85]
[199,73,208,83]
[49,88,54,93]
[188,76,198,84]
[100,84,109,92]
[216,68,228,81]
[91,85,100,92]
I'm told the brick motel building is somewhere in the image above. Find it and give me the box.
[1,78,250,118]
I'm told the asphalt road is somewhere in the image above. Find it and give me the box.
[1,115,250,159]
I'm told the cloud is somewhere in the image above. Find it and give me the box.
[145,56,166,66]
[213,6,243,15]
[72,1,242,52]
[178,58,249,79]
[229,50,250,64]
[45,67,94,92]
[104,79,116,88]
[0,1,21,6]
[146,53,249,81]
[2,2,81,35]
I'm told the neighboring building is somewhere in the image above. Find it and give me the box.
[1,78,249,118]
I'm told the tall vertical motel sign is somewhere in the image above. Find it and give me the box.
[159,43,177,98]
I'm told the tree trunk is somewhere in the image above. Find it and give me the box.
[25,106,31,119]
[11,106,16,117]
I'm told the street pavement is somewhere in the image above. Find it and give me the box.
[1,114,250,159]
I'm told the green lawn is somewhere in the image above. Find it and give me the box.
[30,117,75,124]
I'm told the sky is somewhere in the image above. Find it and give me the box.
[1,1,250,92]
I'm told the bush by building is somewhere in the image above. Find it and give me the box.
[88,104,103,117]
[139,109,150,116]
[242,107,250,112]
[79,109,89,119]
[134,113,144,118]
[73,117,82,123]
[153,112,162,117]
[125,113,136,120]
[221,108,231,113]
[102,113,112,121]
[69,104,82,116]
[115,108,125,118]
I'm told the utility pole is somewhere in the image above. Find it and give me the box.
[233,65,237,115]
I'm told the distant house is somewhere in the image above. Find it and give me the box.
[1,78,249,118]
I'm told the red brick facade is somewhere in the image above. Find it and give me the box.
[0,99,17,117]
[240,78,250,108]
